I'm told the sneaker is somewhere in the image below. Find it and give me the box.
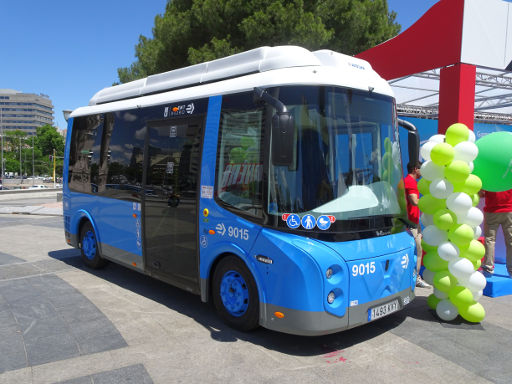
[482,270,494,278]
[416,277,431,288]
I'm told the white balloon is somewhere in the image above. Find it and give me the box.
[420,141,436,161]
[421,213,434,227]
[423,268,435,285]
[468,161,474,173]
[448,258,475,282]
[429,178,454,199]
[429,134,446,144]
[473,225,482,239]
[423,225,448,246]
[472,289,483,301]
[421,160,445,181]
[446,192,473,214]
[436,299,459,321]
[438,241,460,261]
[468,130,476,143]
[458,207,484,227]
[434,287,448,299]
[453,141,478,163]
[464,271,487,292]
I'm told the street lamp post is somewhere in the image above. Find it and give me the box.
[32,136,35,186]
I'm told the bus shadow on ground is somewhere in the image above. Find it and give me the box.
[49,248,419,357]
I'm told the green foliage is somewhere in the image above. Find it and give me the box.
[118,0,400,83]
[34,125,65,157]
[1,125,65,177]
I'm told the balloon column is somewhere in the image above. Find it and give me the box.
[419,123,486,323]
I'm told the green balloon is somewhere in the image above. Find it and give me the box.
[449,286,474,307]
[433,209,456,231]
[384,137,392,153]
[446,123,470,146]
[423,251,449,272]
[448,224,474,247]
[471,193,480,207]
[473,131,512,192]
[382,152,392,171]
[427,293,441,310]
[433,270,458,293]
[418,195,446,215]
[421,240,438,254]
[453,174,482,195]
[460,239,485,262]
[418,178,431,196]
[444,160,471,184]
[430,142,455,166]
[459,301,485,323]
[472,258,482,269]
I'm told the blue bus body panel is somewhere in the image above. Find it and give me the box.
[198,95,266,302]
[248,229,416,315]
[249,228,349,316]
[323,232,417,307]
[63,115,142,264]
[66,193,143,258]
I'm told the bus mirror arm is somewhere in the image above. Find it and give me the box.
[398,119,420,165]
[254,87,295,167]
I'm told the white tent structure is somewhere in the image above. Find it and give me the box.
[357,0,512,129]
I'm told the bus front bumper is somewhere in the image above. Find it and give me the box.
[260,288,414,336]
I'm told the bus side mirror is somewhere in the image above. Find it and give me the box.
[398,119,420,164]
[271,112,294,166]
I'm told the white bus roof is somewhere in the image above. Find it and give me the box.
[87,46,390,106]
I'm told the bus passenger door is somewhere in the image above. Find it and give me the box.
[143,119,202,292]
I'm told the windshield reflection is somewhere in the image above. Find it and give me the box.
[268,86,404,223]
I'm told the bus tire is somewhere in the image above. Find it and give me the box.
[212,256,259,332]
[79,221,107,269]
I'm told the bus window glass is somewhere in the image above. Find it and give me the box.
[68,114,104,194]
[217,95,264,217]
[268,86,403,222]
[101,111,145,201]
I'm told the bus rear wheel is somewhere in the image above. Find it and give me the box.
[212,256,259,331]
[80,221,107,269]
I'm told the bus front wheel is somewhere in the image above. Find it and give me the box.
[79,221,107,269]
[212,256,259,331]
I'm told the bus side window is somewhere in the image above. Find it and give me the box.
[68,114,103,194]
[216,94,264,217]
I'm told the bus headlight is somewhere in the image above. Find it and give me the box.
[327,291,336,304]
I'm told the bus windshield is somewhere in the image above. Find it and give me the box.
[268,86,404,225]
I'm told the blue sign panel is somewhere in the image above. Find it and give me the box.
[316,215,331,230]
[301,214,316,230]
[286,214,301,229]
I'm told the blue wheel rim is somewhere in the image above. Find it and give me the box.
[82,230,97,260]
[220,270,249,317]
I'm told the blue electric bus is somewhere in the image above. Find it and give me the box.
[63,46,419,335]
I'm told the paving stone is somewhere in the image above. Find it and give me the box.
[91,364,153,384]
[0,332,27,373]
[0,263,41,280]
[25,333,80,366]
[0,252,24,266]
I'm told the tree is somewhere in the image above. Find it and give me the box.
[34,124,65,158]
[118,0,400,83]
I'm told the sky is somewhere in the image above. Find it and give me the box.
[1,0,441,131]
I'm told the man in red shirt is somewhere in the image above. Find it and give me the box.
[481,189,512,277]
[404,161,430,288]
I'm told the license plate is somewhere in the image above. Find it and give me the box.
[368,299,399,322]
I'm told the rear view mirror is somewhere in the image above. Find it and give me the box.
[398,119,420,164]
[271,113,294,166]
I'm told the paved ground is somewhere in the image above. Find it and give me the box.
[1,210,512,383]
